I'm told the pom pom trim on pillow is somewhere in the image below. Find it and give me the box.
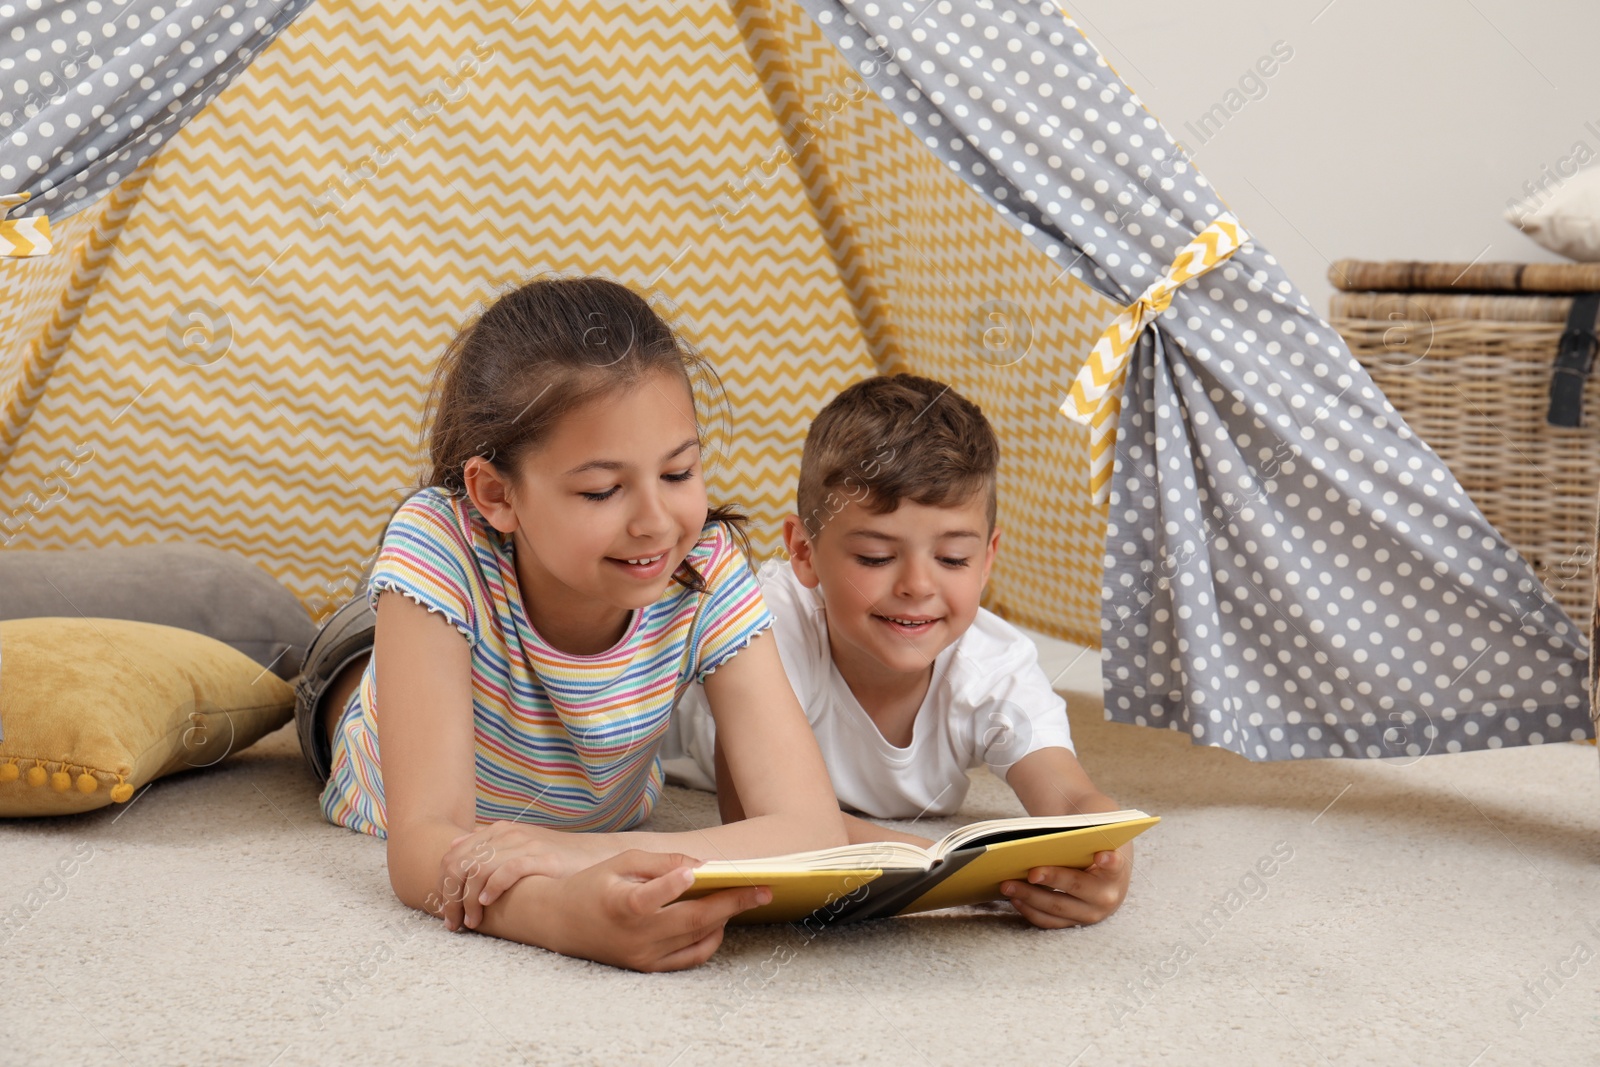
[0,617,296,817]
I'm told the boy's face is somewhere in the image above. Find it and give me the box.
[783,491,1000,683]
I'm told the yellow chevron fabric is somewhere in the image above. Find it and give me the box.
[0,0,1115,646]
[730,0,1117,644]
[1061,213,1246,507]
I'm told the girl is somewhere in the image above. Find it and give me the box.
[293,275,847,972]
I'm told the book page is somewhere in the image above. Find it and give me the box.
[932,809,1152,858]
[691,840,932,876]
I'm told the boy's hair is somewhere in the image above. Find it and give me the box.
[397,273,748,593]
[796,374,999,539]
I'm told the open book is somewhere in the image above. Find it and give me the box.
[675,809,1158,926]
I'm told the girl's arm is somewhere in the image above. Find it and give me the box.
[375,591,772,969]
[371,589,480,917]
[632,626,847,857]
[450,628,850,931]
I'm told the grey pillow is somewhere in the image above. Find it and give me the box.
[0,543,316,679]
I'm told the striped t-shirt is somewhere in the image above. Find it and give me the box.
[319,486,773,839]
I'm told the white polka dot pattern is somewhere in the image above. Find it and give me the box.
[0,0,313,222]
[793,0,1592,758]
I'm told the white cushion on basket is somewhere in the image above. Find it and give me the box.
[1509,167,1600,262]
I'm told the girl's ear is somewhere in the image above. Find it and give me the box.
[781,514,822,589]
[463,456,520,534]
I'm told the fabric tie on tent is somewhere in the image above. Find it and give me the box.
[1062,211,1245,506]
[793,0,1591,760]
[0,194,51,258]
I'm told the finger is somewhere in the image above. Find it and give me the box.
[610,849,706,882]
[623,863,702,916]
[446,846,493,930]
[659,884,772,931]
[1010,895,1084,930]
[1023,866,1083,895]
[479,858,544,910]
[1033,865,1123,910]
[1003,880,1104,924]
[439,869,469,931]
[463,857,500,929]
[1086,849,1117,870]
[646,924,727,973]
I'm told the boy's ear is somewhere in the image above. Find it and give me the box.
[463,456,519,534]
[978,524,1002,586]
[781,514,822,589]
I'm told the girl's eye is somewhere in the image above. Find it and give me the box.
[938,557,971,568]
[579,487,619,502]
[663,468,695,483]
[854,555,892,567]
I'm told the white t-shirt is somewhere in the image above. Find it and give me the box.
[668,559,1075,819]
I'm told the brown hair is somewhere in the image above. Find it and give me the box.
[796,373,999,539]
[392,273,748,593]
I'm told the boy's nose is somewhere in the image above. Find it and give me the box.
[895,558,937,598]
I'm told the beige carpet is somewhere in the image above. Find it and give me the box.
[3,631,1597,1066]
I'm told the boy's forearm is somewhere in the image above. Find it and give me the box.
[1027,788,1121,818]
[842,811,935,847]
[1005,747,1123,818]
[588,809,847,864]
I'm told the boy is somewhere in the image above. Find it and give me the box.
[669,373,1132,929]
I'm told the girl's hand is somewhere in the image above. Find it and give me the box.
[998,843,1132,929]
[542,850,772,972]
[439,820,614,932]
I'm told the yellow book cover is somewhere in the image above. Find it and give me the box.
[676,810,1159,926]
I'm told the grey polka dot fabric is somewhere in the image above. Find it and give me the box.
[792,0,1593,759]
[0,0,314,223]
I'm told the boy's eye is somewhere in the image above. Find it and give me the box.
[663,468,695,483]
[938,556,971,568]
[579,486,619,502]
[854,555,893,567]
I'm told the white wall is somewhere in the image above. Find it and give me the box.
[1066,0,1600,315]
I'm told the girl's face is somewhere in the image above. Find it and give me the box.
[466,368,709,636]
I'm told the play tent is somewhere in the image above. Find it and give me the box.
[2,0,1590,762]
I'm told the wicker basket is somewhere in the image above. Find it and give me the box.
[1329,285,1600,623]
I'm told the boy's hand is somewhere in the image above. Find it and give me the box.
[998,843,1131,929]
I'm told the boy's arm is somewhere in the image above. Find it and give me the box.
[1004,745,1120,817]
[999,745,1133,929]
[842,812,934,847]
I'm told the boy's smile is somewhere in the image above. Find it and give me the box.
[783,493,1001,699]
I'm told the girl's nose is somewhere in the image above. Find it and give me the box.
[627,485,673,541]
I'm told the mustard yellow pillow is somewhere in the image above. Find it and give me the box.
[0,618,295,816]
